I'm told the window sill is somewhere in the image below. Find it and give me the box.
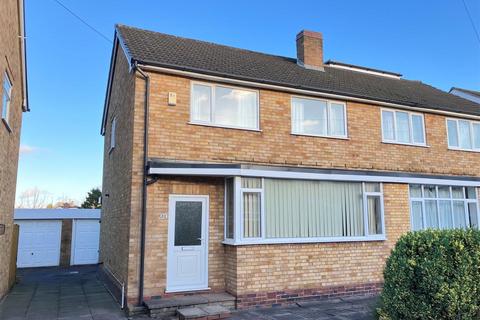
[447,147,480,153]
[222,235,386,246]
[2,118,11,133]
[188,121,262,132]
[382,140,428,148]
[291,132,349,140]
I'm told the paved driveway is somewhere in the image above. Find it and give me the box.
[0,265,126,320]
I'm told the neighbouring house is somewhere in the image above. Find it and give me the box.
[450,87,480,104]
[0,0,28,301]
[99,25,480,314]
[14,209,101,268]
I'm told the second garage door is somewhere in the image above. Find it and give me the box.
[17,220,62,268]
[71,219,100,265]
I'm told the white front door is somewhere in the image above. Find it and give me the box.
[166,195,209,292]
[71,219,100,265]
[16,220,62,268]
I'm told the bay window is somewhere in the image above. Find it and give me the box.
[381,109,426,145]
[224,177,385,244]
[191,83,259,130]
[409,184,479,231]
[291,97,347,138]
[446,118,480,152]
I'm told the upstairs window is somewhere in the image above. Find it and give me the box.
[446,118,480,152]
[191,83,259,130]
[381,109,425,145]
[291,97,347,138]
[110,117,117,151]
[2,72,12,128]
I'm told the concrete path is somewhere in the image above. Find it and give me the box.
[0,265,126,320]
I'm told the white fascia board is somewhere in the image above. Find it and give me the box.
[14,209,101,220]
[148,167,480,187]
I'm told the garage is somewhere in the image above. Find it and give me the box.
[16,220,62,268]
[14,209,101,268]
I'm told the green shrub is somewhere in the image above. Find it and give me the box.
[378,229,480,320]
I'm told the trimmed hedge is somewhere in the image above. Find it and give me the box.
[378,229,480,320]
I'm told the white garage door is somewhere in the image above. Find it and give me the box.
[72,219,100,265]
[17,220,62,268]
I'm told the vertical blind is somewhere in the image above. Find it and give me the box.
[264,179,364,238]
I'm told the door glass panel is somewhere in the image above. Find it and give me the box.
[175,201,202,246]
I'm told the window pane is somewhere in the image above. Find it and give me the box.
[425,200,438,228]
[466,187,477,199]
[367,196,382,235]
[396,111,411,143]
[424,185,437,198]
[473,123,480,149]
[410,185,422,198]
[468,203,478,229]
[411,115,425,144]
[243,192,261,238]
[329,103,346,136]
[411,201,423,231]
[453,201,467,229]
[225,178,234,239]
[382,110,395,141]
[459,120,472,149]
[365,183,380,193]
[191,84,211,122]
[439,200,453,229]
[452,187,464,199]
[215,86,258,129]
[292,98,327,135]
[438,186,450,198]
[241,177,262,189]
[174,201,202,246]
[447,120,459,147]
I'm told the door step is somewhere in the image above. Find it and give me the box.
[145,292,235,318]
[178,305,231,320]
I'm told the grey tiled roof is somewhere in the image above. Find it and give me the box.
[117,24,480,116]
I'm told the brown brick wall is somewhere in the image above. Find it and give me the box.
[99,44,136,293]
[60,220,72,266]
[0,0,25,300]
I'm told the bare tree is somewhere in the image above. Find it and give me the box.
[16,187,51,208]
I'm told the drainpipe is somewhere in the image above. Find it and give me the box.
[135,62,149,307]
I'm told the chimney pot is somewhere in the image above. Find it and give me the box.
[296,30,324,71]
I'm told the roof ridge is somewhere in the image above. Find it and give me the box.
[116,24,297,63]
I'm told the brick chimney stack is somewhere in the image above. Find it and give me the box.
[296,30,324,71]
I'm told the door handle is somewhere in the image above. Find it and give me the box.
[197,238,204,241]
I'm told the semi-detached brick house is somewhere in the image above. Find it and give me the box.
[99,25,480,313]
[0,0,28,301]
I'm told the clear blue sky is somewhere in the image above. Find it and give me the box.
[17,0,480,205]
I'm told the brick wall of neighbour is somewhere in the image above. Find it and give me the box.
[232,183,410,308]
[145,72,480,177]
[60,220,72,266]
[99,45,136,296]
[0,0,25,300]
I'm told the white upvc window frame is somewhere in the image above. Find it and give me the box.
[291,95,348,139]
[446,118,480,153]
[409,184,479,231]
[381,108,427,147]
[109,116,117,152]
[223,178,386,245]
[1,71,13,131]
[190,81,260,131]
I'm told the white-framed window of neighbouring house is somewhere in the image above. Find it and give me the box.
[409,184,479,231]
[291,96,347,138]
[446,118,480,152]
[190,82,259,131]
[224,177,385,245]
[110,116,117,152]
[381,108,426,146]
[2,71,13,129]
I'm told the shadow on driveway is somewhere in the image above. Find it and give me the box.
[0,265,127,320]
